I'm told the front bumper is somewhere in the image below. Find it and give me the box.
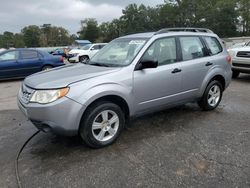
[232,59,250,73]
[17,89,86,136]
[68,56,79,63]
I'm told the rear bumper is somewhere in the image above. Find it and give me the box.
[17,90,86,136]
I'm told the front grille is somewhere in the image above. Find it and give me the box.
[232,63,250,68]
[21,84,34,104]
[236,51,250,58]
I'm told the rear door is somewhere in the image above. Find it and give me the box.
[89,45,100,58]
[18,50,42,76]
[178,36,211,98]
[0,50,20,79]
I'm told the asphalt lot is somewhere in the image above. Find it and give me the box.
[0,75,250,188]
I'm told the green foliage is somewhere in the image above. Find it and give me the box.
[22,25,41,47]
[79,18,99,42]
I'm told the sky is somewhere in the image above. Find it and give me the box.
[0,0,164,34]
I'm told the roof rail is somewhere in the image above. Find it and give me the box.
[155,28,214,35]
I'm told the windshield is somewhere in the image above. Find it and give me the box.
[80,44,92,50]
[88,38,147,67]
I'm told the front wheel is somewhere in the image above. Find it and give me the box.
[198,80,223,111]
[79,56,89,63]
[79,102,125,148]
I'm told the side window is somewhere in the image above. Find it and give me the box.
[21,50,38,59]
[0,51,18,61]
[204,37,222,55]
[179,37,205,61]
[92,45,99,50]
[99,45,105,49]
[142,37,177,66]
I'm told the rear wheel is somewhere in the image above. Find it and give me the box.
[42,65,53,71]
[198,80,223,111]
[79,102,125,148]
[232,70,240,78]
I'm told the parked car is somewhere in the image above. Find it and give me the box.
[0,48,6,53]
[0,48,65,80]
[68,43,107,63]
[50,48,68,58]
[18,28,232,148]
[228,46,250,78]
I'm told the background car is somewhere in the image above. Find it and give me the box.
[68,43,107,63]
[49,48,68,58]
[0,48,65,80]
[228,46,250,78]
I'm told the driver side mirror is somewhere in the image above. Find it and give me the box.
[136,58,158,70]
[90,47,95,51]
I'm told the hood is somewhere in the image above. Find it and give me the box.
[229,46,250,52]
[69,49,87,54]
[24,63,120,89]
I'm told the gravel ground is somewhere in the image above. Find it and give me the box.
[0,75,249,188]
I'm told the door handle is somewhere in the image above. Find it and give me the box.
[205,62,213,66]
[172,68,182,73]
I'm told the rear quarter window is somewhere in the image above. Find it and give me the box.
[204,37,223,55]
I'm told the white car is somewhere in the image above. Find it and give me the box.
[0,48,6,53]
[68,43,107,63]
[228,46,250,78]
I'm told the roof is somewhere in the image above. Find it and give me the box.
[75,40,91,44]
[120,32,155,39]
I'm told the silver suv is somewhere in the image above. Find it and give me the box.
[18,28,232,148]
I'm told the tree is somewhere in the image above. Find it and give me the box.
[79,18,99,42]
[22,25,41,47]
[13,34,25,48]
[237,0,250,34]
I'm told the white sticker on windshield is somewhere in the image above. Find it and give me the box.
[129,40,145,45]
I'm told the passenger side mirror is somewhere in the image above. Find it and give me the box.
[136,58,158,70]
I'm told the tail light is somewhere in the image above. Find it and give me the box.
[226,55,232,64]
[60,56,64,62]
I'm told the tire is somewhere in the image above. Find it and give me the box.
[198,80,223,111]
[232,70,240,78]
[79,101,125,148]
[42,65,53,71]
[79,56,89,63]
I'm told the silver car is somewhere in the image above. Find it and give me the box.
[18,28,232,148]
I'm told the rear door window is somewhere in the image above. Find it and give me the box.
[21,50,38,59]
[203,37,223,55]
[179,37,205,61]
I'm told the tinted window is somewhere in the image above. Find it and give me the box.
[204,37,222,55]
[180,37,205,61]
[0,51,18,61]
[99,45,105,49]
[142,37,177,66]
[92,45,99,50]
[21,50,38,59]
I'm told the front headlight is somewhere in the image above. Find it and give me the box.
[30,88,69,104]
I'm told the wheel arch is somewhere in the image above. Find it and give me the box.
[199,70,226,97]
[79,94,130,131]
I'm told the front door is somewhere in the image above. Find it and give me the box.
[133,37,183,113]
